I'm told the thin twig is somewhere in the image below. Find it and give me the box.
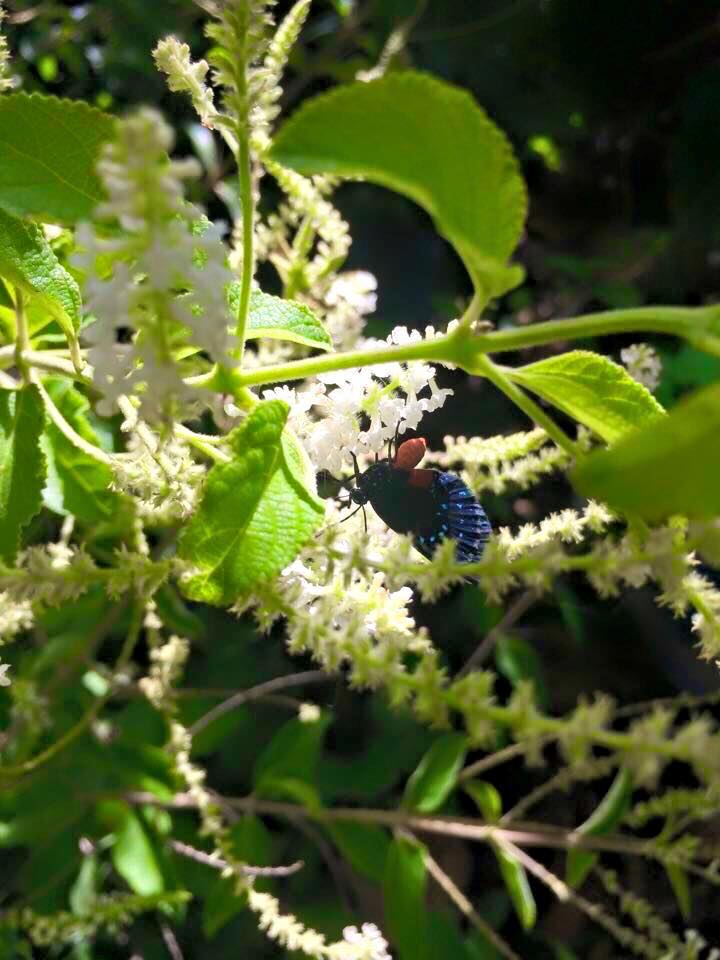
[189,670,331,736]
[459,741,535,782]
[169,839,304,877]
[457,589,538,678]
[408,830,521,960]
[160,921,184,960]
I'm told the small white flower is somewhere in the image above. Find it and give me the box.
[298,703,321,723]
[620,343,662,392]
[0,663,10,687]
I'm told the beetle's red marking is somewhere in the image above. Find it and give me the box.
[394,437,426,471]
[407,468,434,489]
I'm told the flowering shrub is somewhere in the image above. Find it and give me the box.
[1,2,720,958]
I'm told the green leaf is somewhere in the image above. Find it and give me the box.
[573,382,720,520]
[0,385,46,562]
[566,768,632,888]
[0,208,81,359]
[271,71,527,298]
[464,780,502,823]
[403,733,467,813]
[495,634,549,710]
[508,351,665,444]
[665,863,692,922]
[328,822,390,882]
[69,855,98,917]
[384,835,429,960]
[493,843,537,931]
[229,287,333,351]
[178,400,324,605]
[0,93,116,223]
[253,715,330,789]
[99,801,164,896]
[41,379,120,523]
[203,815,272,938]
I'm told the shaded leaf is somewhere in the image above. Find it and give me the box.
[495,634,549,710]
[253,715,330,790]
[493,843,537,931]
[0,93,115,223]
[178,401,324,604]
[464,780,502,823]
[328,822,390,882]
[573,382,720,520]
[41,379,120,523]
[403,733,467,813]
[665,863,692,922]
[508,351,664,444]
[0,385,46,562]
[271,72,526,297]
[567,768,633,888]
[384,835,429,960]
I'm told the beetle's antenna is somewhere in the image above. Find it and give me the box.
[339,503,364,525]
[350,451,362,484]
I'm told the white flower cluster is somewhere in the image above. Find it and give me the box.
[620,342,662,392]
[111,431,205,523]
[248,888,392,960]
[0,3,12,92]
[322,270,378,349]
[76,108,235,420]
[139,634,189,711]
[153,38,218,128]
[265,326,453,474]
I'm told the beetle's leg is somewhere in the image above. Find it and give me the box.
[338,503,364,524]
[362,505,368,533]
[350,451,362,484]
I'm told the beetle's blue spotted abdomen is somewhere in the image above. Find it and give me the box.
[414,471,492,563]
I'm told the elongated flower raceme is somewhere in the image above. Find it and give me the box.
[74,108,236,421]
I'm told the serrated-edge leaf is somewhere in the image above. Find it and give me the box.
[0,208,81,336]
[402,733,467,813]
[384,835,429,960]
[0,92,116,223]
[0,385,46,562]
[271,71,527,297]
[178,401,324,604]
[573,381,720,520]
[509,350,665,444]
[232,287,332,350]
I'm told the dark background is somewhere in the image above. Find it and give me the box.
[4,1,720,956]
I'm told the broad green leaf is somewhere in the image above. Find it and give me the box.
[255,776,322,809]
[99,801,164,896]
[573,382,720,520]
[566,768,632,888]
[271,71,527,297]
[178,400,324,604]
[0,93,115,223]
[253,715,330,789]
[464,780,502,822]
[0,208,81,349]
[508,351,665,444]
[229,287,333,351]
[402,733,467,813]
[203,815,272,938]
[493,843,537,931]
[0,385,46,562]
[41,379,120,523]
[384,835,429,960]
[495,634,549,710]
[328,822,390,882]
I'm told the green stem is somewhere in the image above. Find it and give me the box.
[33,377,113,466]
[472,304,720,355]
[235,134,255,365]
[14,289,30,384]
[236,334,456,388]
[469,354,579,456]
